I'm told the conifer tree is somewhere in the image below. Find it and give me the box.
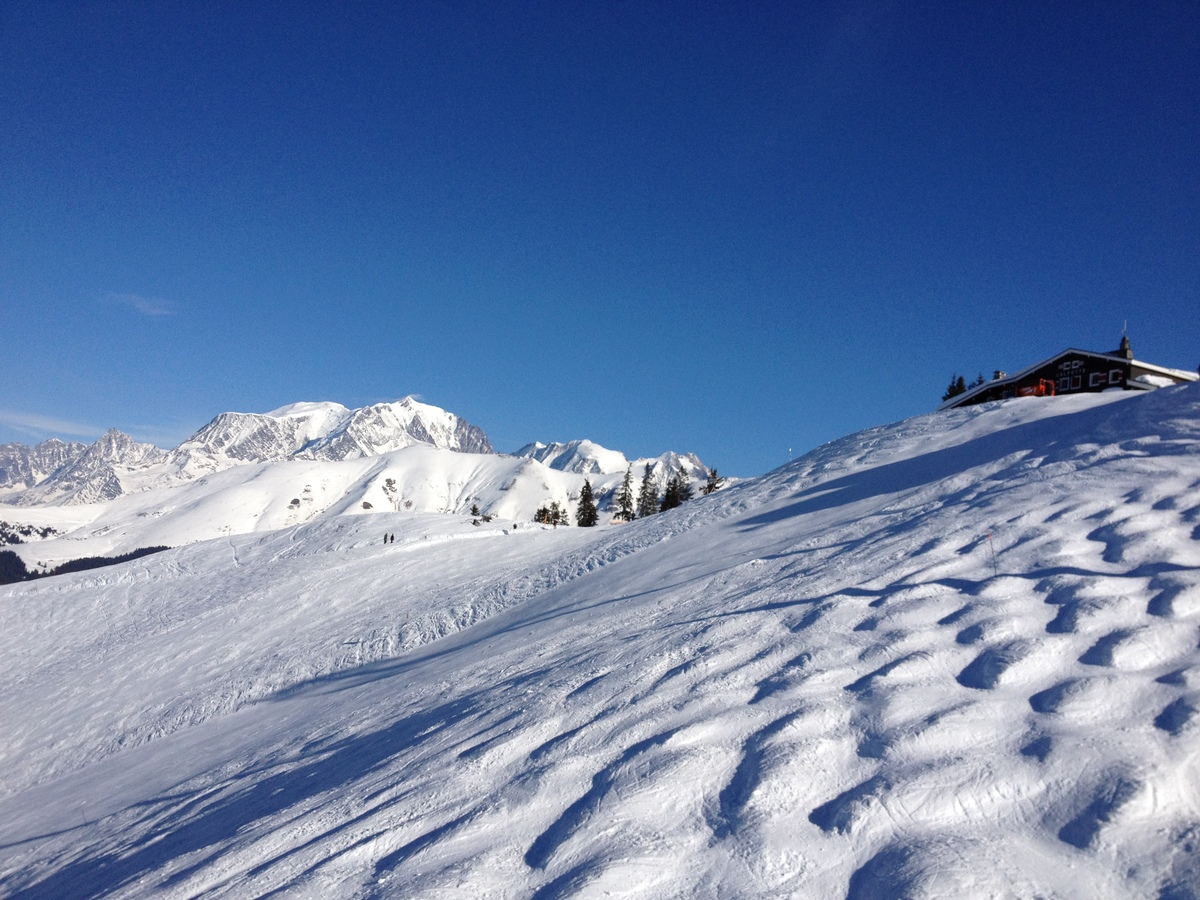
[614,466,635,521]
[660,468,695,511]
[636,464,659,518]
[702,468,724,495]
[576,479,598,527]
[678,469,694,503]
[942,374,967,401]
[660,471,682,511]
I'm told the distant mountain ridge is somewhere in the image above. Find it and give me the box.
[0,438,88,495]
[514,440,631,475]
[0,401,709,518]
[4,397,494,506]
[171,398,493,476]
[16,429,168,505]
[513,439,710,486]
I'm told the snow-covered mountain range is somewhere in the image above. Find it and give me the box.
[0,398,710,566]
[3,397,499,507]
[514,439,709,483]
[2,385,1197,897]
[175,398,494,472]
[0,438,88,494]
[515,439,641,474]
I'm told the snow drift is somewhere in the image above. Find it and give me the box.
[1,385,1198,898]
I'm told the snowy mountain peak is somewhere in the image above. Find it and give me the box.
[296,397,493,461]
[170,397,492,471]
[514,439,710,492]
[264,400,351,420]
[513,439,631,475]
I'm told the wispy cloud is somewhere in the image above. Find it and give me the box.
[104,291,178,316]
[0,409,102,440]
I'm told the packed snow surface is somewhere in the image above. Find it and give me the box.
[2,386,1199,898]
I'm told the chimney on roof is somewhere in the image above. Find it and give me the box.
[1116,335,1133,359]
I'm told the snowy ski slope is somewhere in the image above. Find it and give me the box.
[1,385,1198,898]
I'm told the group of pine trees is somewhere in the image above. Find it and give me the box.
[611,464,723,522]
[536,481,601,527]
[942,372,986,401]
[610,464,658,521]
[535,463,726,529]
[533,501,570,526]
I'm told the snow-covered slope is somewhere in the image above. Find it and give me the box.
[2,385,1199,898]
[1,440,711,571]
[0,446,703,571]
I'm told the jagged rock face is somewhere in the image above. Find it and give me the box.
[7,398,495,506]
[0,439,87,494]
[513,440,628,475]
[169,406,348,475]
[180,412,309,461]
[452,417,495,455]
[15,430,168,506]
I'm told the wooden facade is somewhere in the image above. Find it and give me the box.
[940,337,1198,410]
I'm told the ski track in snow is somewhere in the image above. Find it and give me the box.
[1,386,1199,898]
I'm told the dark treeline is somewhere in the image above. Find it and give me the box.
[0,546,170,585]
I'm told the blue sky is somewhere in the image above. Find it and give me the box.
[2,2,1197,476]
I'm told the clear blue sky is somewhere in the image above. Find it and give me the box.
[3,2,1197,476]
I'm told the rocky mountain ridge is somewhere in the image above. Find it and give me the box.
[1,399,705,512]
[0,438,89,496]
[4,398,494,506]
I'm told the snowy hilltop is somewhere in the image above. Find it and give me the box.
[1,384,1199,898]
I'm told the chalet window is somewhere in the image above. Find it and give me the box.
[1058,376,1072,392]
[1109,369,1124,383]
[1089,372,1107,387]
[1072,375,1082,390]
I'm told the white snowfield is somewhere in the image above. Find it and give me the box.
[1,443,701,573]
[1,385,1199,898]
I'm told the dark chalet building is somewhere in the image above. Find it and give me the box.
[939,336,1198,410]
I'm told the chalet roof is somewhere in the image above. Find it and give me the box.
[937,346,1197,411]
